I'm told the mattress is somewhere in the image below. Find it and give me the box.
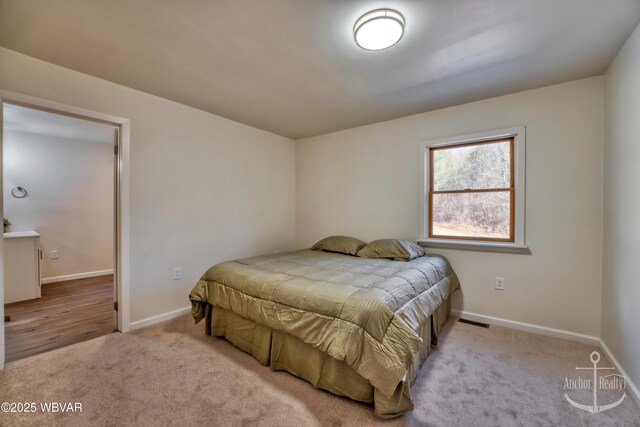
[189,249,459,417]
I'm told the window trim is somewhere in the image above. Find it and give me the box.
[419,126,527,252]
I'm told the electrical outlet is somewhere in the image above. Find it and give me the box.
[173,267,182,280]
[495,277,505,291]
[50,250,59,259]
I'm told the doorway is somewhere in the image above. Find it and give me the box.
[1,98,124,363]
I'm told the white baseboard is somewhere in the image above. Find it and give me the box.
[451,309,600,346]
[129,306,191,331]
[42,269,114,284]
[452,309,639,409]
[599,338,640,408]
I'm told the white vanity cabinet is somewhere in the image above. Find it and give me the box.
[3,231,41,304]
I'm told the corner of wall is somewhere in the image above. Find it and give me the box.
[600,18,640,403]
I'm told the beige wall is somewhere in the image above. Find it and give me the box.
[0,47,296,323]
[297,77,604,337]
[603,22,640,392]
[3,129,113,279]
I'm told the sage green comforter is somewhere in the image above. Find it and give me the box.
[189,249,459,400]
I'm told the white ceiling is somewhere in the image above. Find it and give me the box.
[3,104,115,144]
[1,0,639,140]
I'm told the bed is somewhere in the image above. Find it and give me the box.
[189,247,459,418]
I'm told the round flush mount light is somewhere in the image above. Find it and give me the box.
[353,9,405,51]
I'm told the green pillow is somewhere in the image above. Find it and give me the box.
[311,236,367,256]
[357,239,425,261]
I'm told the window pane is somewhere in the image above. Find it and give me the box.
[432,140,511,191]
[431,191,510,239]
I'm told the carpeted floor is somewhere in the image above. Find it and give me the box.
[1,314,638,426]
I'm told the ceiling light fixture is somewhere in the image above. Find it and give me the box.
[353,9,405,51]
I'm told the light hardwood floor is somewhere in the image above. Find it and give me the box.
[4,274,116,363]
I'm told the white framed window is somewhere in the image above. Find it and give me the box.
[419,126,527,252]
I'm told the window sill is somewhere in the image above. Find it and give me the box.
[417,239,531,254]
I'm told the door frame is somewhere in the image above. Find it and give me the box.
[0,90,131,367]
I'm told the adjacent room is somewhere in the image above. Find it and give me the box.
[2,103,116,362]
[0,1,639,426]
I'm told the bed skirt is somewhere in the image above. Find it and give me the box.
[203,297,451,419]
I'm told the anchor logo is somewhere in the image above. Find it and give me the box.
[564,351,627,414]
